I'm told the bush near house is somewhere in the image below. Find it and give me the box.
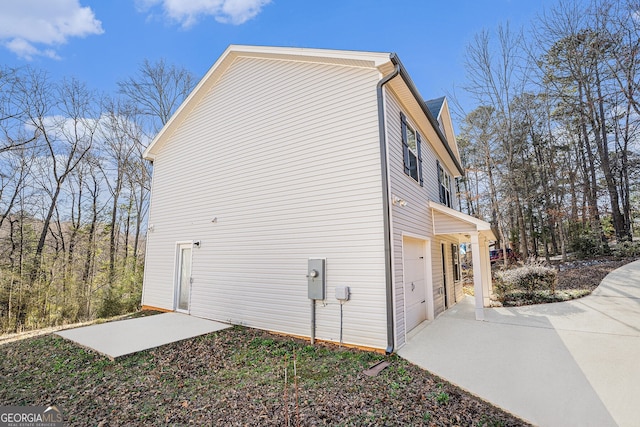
[477,256,639,307]
[494,263,557,303]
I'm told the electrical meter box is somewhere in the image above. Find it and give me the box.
[307,258,326,300]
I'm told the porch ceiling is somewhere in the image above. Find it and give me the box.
[429,201,497,241]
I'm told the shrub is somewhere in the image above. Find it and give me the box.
[493,274,514,302]
[96,289,123,318]
[612,241,640,258]
[494,263,557,301]
[569,233,609,259]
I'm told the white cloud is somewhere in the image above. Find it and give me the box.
[138,0,271,27]
[0,0,103,60]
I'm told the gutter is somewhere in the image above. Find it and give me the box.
[389,54,465,176]
[377,62,400,355]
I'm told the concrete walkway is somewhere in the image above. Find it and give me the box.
[398,259,640,427]
[57,313,229,359]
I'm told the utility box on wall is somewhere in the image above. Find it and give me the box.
[307,258,326,300]
[335,286,350,301]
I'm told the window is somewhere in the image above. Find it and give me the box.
[452,244,460,282]
[437,160,452,208]
[401,113,423,185]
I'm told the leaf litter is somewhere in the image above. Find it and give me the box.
[0,326,529,426]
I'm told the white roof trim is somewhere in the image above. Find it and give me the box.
[224,45,392,67]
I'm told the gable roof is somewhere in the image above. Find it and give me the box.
[425,96,461,163]
[425,96,446,119]
[142,45,464,175]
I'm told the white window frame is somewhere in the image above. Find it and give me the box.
[438,162,452,208]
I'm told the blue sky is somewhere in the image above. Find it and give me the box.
[0,0,561,118]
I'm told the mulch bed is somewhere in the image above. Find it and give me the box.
[553,257,637,291]
[464,257,638,306]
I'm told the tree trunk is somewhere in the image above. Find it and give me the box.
[591,69,628,240]
[31,183,63,284]
[577,82,603,240]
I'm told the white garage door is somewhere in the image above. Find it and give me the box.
[403,236,426,332]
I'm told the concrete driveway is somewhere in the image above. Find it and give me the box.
[398,259,640,427]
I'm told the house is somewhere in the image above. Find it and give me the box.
[141,45,496,353]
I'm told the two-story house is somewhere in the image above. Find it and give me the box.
[141,45,495,353]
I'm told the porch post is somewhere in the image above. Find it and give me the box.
[480,235,492,307]
[470,232,485,320]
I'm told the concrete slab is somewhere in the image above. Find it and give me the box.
[56,313,229,359]
[399,259,640,427]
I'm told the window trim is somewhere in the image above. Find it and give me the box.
[401,112,423,186]
[452,243,461,282]
[437,160,452,208]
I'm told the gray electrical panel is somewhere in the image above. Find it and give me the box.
[307,258,326,300]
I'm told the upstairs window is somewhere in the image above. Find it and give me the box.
[401,113,423,185]
[437,160,452,208]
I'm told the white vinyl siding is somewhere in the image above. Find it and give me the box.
[142,56,388,349]
[385,89,461,348]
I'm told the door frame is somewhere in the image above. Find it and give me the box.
[174,241,194,314]
[451,243,460,304]
[401,233,433,337]
[441,242,449,310]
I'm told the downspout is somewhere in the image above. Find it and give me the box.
[377,61,400,355]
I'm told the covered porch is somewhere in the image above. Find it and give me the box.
[429,201,496,320]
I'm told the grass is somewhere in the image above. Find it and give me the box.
[0,325,529,426]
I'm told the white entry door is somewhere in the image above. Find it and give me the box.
[404,237,426,331]
[175,243,192,312]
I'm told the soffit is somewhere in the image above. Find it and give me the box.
[429,201,497,241]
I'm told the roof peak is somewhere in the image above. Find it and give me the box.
[223,44,393,67]
[425,96,446,118]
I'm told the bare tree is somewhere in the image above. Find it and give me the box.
[536,0,632,241]
[457,0,640,264]
[99,99,138,286]
[18,73,98,284]
[464,24,531,260]
[460,106,507,252]
[117,59,195,133]
[0,67,40,154]
[0,60,194,333]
